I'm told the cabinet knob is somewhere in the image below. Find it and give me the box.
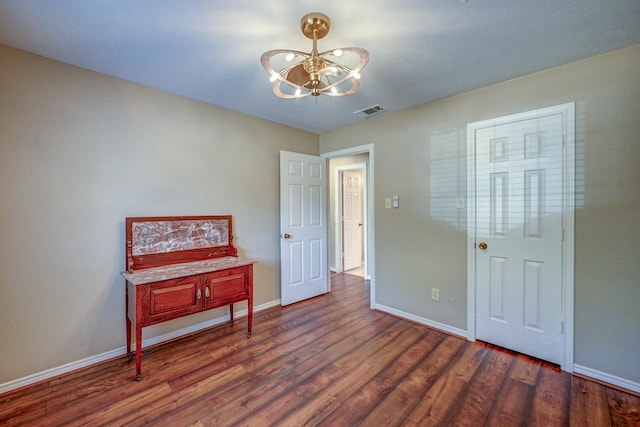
[197,289,202,299]
[205,287,211,298]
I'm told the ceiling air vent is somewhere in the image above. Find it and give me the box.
[353,104,385,119]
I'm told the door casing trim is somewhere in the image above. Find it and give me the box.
[466,103,575,372]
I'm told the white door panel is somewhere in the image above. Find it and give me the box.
[280,151,328,305]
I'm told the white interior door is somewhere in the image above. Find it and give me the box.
[342,170,363,271]
[280,151,328,306]
[472,109,568,365]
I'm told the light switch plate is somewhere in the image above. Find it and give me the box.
[385,198,392,208]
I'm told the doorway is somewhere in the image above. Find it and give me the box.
[323,144,375,309]
[467,103,575,371]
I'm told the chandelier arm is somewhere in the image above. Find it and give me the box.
[261,49,310,78]
[318,73,352,91]
[319,59,353,76]
[319,77,360,97]
[312,58,363,93]
[273,80,312,98]
[318,47,369,73]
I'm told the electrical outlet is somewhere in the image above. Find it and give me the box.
[431,288,440,301]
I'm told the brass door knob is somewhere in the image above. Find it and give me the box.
[478,242,488,250]
[283,233,292,239]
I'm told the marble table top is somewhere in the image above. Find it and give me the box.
[121,256,256,285]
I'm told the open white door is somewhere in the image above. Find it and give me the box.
[280,151,328,305]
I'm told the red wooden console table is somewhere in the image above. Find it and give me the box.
[121,215,255,380]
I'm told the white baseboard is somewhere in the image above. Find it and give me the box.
[373,303,467,338]
[573,364,640,394]
[0,299,281,395]
[0,347,127,396]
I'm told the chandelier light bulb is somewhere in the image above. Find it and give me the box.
[332,49,343,57]
[269,74,278,82]
[285,53,296,62]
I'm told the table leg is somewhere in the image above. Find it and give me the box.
[135,319,142,381]
[247,288,253,338]
[126,283,131,357]
[134,286,143,381]
[126,317,132,358]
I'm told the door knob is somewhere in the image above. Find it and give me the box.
[478,242,488,250]
[283,233,292,239]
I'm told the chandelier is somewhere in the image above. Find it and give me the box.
[261,13,369,98]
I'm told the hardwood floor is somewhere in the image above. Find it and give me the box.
[1,273,639,426]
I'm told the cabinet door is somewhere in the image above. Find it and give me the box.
[143,276,202,325]
[203,267,248,309]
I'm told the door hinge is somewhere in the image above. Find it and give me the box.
[561,320,564,333]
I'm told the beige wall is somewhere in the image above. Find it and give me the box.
[320,45,640,383]
[0,45,318,384]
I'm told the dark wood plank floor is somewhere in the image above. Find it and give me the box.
[1,273,639,426]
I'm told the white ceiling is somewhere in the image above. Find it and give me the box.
[1,1,639,134]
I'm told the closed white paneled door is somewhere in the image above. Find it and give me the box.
[473,110,568,365]
[342,170,363,271]
[280,151,328,305]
